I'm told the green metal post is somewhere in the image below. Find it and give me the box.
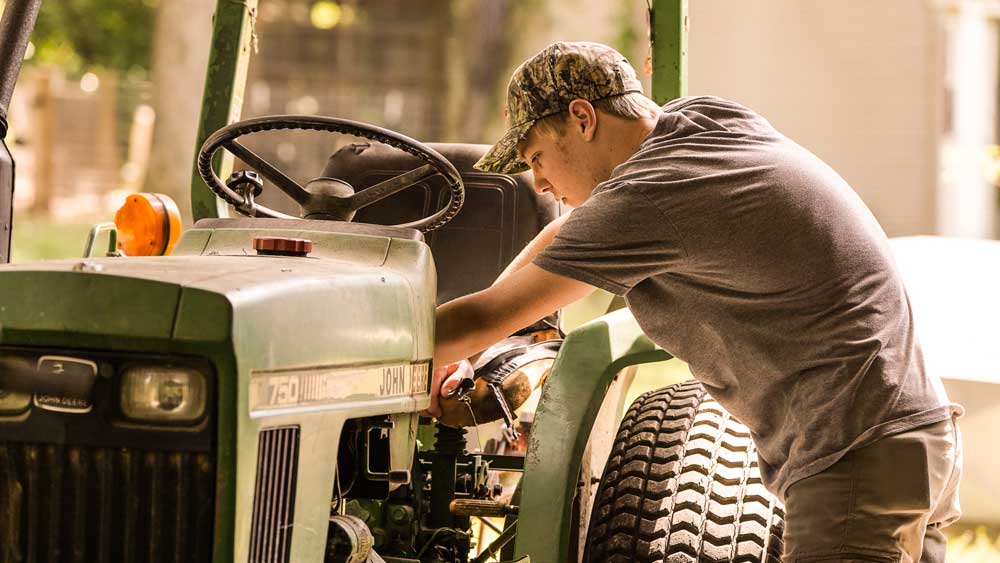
[189,0,258,222]
[650,0,688,104]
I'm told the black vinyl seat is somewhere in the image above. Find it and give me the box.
[322,142,560,304]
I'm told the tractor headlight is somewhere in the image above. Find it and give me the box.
[120,366,207,424]
[0,355,33,414]
[0,389,30,415]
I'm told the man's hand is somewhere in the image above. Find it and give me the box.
[423,360,474,418]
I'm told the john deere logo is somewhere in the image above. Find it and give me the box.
[33,356,97,413]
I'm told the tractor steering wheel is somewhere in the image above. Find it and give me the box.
[197,115,465,232]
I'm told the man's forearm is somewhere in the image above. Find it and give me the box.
[434,293,505,365]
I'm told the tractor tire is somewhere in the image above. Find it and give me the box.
[584,380,786,563]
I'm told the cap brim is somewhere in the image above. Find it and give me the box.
[473,120,534,174]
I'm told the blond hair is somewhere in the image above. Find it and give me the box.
[530,92,661,138]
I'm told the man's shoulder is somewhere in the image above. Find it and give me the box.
[660,95,756,114]
[589,178,652,201]
[653,95,778,142]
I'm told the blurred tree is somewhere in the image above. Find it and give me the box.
[142,0,214,223]
[444,0,516,143]
[28,0,158,73]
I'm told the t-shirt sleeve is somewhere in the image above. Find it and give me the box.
[533,182,686,295]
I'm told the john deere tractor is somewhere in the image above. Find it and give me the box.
[0,1,786,562]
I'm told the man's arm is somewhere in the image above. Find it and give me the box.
[434,263,593,366]
[493,212,572,284]
[423,212,584,418]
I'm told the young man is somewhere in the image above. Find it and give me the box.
[430,42,963,563]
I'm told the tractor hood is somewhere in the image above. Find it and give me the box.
[0,222,437,367]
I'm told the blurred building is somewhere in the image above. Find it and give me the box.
[7,68,151,219]
[687,0,999,239]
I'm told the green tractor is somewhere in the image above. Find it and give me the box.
[0,1,787,562]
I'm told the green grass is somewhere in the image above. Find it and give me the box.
[10,214,105,263]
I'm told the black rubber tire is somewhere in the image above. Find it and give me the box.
[583,380,786,563]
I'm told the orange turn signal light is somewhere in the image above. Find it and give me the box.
[114,193,182,256]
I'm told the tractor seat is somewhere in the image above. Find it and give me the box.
[322,142,560,304]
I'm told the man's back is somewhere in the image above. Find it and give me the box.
[533,96,959,497]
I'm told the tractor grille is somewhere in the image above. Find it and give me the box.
[249,426,300,563]
[0,443,215,563]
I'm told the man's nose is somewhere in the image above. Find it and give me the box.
[533,177,551,194]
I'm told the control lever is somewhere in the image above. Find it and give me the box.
[450,376,519,441]
[488,383,520,441]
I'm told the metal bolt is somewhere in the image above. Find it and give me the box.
[388,505,408,524]
[72,261,104,273]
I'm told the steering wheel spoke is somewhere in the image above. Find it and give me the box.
[349,164,437,212]
[223,140,310,206]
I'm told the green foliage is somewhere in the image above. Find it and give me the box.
[28,0,158,73]
[612,2,641,65]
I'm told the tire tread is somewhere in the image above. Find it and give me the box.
[583,381,786,563]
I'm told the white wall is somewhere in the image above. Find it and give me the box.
[686,0,942,236]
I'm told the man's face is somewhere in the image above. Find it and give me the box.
[516,121,602,208]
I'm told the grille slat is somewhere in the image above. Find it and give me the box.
[271,430,284,561]
[94,449,113,563]
[194,454,214,561]
[121,449,138,563]
[282,429,294,555]
[68,448,87,563]
[170,452,188,563]
[277,430,290,559]
[0,443,215,562]
[46,445,63,562]
[0,446,23,563]
[24,445,38,563]
[262,431,274,560]
[147,451,163,563]
[249,426,299,563]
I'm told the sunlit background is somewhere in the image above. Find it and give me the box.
[1,0,999,558]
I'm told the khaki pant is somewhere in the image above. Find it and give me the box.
[782,417,963,563]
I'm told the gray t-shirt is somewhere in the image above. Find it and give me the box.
[534,96,961,499]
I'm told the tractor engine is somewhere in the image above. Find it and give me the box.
[328,421,499,563]
[326,331,560,563]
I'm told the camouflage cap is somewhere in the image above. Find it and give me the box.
[474,41,644,174]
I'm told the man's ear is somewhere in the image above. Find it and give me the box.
[567,99,598,141]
